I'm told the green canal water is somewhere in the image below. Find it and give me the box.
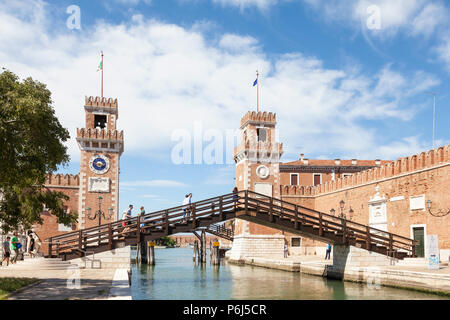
[130,248,449,300]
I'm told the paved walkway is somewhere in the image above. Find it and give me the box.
[280,254,450,275]
[0,261,117,300]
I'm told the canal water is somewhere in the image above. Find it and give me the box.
[130,248,448,300]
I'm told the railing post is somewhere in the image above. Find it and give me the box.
[56,243,60,257]
[318,212,323,237]
[412,241,416,258]
[78,230,82,251]
[192,203,197,227]
[165,210,169,235]
[108,223,113,250]
[219,197,224,221]
[389,234,394,257]
[366,226,371,250]
[342,219,346,244]
[48,237,53,258]
[245,190,248,215]
[294,205,299,229]
[137,216,141,243]
[269,197,273,222]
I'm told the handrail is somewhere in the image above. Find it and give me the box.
[47,190,414,258]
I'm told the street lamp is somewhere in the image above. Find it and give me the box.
[86,196,114,226]
[349,207,354,220]
[339,200,345,219]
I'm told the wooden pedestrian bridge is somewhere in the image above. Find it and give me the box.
[46,190,417,260]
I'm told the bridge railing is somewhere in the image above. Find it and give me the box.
[244,190,415,255]
[49,192,242,256]
[47,190,414,257]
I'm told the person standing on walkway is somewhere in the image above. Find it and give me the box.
[28,232,35,258]
[284,241,289,258]
[325,243,332,260]
[1,237,11,266]
[10,232,20,264]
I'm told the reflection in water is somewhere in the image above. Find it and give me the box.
[130,248,448,300]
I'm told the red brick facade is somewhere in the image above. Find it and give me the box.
[233,110,450,259]
[34,96,123,254]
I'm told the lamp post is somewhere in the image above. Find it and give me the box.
[339,200,345,219]
[86,196,114,226]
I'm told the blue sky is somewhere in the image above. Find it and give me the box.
[1,0,449,216]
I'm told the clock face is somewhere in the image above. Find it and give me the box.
[89,154,110,174]
[256,165,270,179]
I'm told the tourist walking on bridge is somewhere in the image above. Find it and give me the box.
[140,206,146,228]
[1,237,11,266]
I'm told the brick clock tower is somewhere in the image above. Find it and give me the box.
[76,96,124,229]
[228,111,286,259]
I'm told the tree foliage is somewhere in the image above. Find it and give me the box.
[0,69,77,232]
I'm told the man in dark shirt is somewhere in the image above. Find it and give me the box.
[1,237,11,266]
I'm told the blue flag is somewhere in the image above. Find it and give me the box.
[253,78,257,86]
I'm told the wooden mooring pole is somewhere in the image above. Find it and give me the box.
[212,239,220,265]
[201,229,207,264]
[148,241,155,265]
[193,240,199,263]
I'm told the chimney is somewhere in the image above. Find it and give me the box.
[335,159,341,165]
[300,153,304,161]
[352,159,357,165]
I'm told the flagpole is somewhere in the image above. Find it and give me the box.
[256,69,259,112]
[101,51,104,98]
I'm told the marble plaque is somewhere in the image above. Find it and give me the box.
[88,177,110,193]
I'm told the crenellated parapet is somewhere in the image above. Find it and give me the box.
[45,173,80,188]
[76,128,124,141]
[84,96,119,118]
[76,128,124,155]
[310,144,450,196]
[240,111,276,128]
[280,185,316,196]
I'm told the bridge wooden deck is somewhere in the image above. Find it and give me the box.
[46,191,416,260]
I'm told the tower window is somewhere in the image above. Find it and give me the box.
[257,128,267,142]
[94,114,107,129]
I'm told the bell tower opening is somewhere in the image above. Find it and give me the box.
[94,114,107,129]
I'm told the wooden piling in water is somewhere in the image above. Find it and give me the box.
[148,241,155,265]
[212,239,220,265]
[201,229,207,264]
[193,240,199,263]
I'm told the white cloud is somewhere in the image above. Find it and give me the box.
[436,36,450,72]
[410,3,448,37]
[212,0,283,11]
[121,180,189,188]
[0,0,440,165]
